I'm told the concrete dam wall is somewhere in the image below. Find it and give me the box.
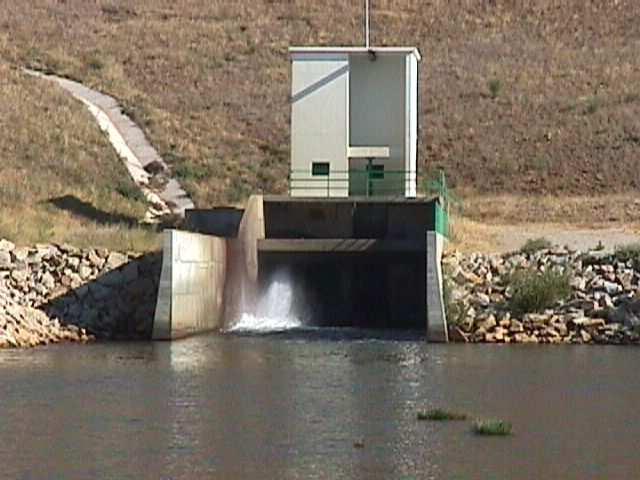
[152,195,448,341]
[152,230,227,340]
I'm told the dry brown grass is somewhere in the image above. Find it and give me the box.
[460,193,640,225]
[0,206,160,252]
[1,1,638,208]
[0,63,159,251]
[447,217,499,254]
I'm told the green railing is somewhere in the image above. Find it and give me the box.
[425,170,458,238]
[435,203,449,237]
[289,169,417,197]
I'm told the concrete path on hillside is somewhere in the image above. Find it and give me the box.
[23,69,194,220]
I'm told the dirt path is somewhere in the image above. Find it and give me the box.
[460,222,640,254]
[23,69,194,221]
[494,224,639,253]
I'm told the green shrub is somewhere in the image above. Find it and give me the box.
[530,155,552,172]
[519,237,553,255]
[115,180,146,203]
[86,55,104,71]
[508,268,571,314]
[488,79,502,99]
[227,177,251,204]
[417,408,468,421]
[585,96,601,115]
[472,419,512,436]
[174,163,209,181]
[613,243,640,267]
[624,93,639,104]
[578,252,603,267]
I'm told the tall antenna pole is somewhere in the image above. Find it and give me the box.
[365,0,370,48]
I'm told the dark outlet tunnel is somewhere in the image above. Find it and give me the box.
[258,252,426,329]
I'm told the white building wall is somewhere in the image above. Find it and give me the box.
[289,48,420,198]
[406,54,419,197]
[349,54,406,196]
[290,54,349,197]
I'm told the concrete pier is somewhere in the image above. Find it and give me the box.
[152,230,227,340]
[426,231,448,342]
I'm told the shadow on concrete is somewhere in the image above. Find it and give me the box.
[47,195,141,227]
[40,252,162,340]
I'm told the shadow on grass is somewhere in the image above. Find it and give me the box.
[47,195,141,227]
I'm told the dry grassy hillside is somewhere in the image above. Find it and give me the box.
[1,1,639,214]
[0,63,158,250]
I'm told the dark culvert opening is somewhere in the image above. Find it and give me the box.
[258,253,426,329]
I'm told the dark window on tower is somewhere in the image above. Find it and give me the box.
[370,164,384,179]
[312,162,330,176]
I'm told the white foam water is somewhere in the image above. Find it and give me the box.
[226,280,302,333]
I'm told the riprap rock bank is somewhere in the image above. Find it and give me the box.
[446,246,640,345]
[0,239,160,348]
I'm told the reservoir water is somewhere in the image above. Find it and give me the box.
[1,331,639,479]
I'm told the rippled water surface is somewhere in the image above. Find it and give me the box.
[2,331,640,479]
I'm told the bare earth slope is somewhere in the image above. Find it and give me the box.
[1,1,639,206]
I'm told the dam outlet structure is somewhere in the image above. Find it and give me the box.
[152,195,449,341]
[152,44,449,341]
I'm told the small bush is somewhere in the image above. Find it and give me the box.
[227,177,251,204]
[115,180,146,203]
[417,408,468,421]
[174,163,209,181]
[519,237,553,255]
[488,79,502,99]
[472,419,512,436]
[86,56,104,71]
[585,96,601,115]
[613,243,640,267]
[530,156,552,172]
[508,268,571,314]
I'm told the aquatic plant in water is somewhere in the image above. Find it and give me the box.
[416,408,469,421]
[472,419,513,436]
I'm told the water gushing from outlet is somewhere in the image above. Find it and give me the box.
[226,278,302,333]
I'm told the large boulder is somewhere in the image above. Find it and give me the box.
[608,299,640,329]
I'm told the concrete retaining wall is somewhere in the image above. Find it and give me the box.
[426,231,448,342]
[152,230,227,340]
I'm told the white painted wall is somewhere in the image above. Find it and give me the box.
[349,53,406,196]
[289,48,420,198]
[406,54,419,197]
[290,54,349,197]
